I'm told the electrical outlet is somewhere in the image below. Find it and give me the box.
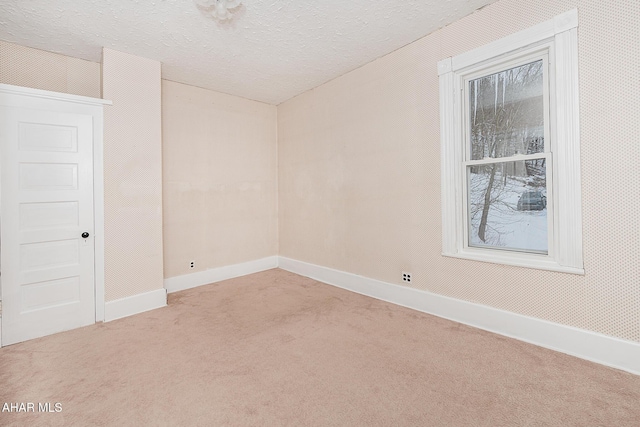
[402,272,412,283]
[189,260,195,269]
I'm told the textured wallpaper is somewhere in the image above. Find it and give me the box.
[0,40,100,98]
[162,80,278,278]
[278,0,640,342]
[102,48,164,301]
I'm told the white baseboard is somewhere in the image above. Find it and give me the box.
[104,288,167,322]
[278,256,640,375]
[164,256,278,294]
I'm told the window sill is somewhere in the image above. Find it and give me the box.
[442,250,585,275]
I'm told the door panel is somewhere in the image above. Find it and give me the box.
[20,239,79,269]
[19,163,79,190]
[20,201,80,230]
[1,106,95,345]
[19,122,78,152]
[20,277,80,313]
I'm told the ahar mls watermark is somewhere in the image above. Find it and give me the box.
[2,402,62,413]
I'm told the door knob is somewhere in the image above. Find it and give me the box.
[82,232,90,238]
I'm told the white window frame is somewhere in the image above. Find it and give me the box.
[438,9,583,275]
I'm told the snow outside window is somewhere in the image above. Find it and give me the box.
[438,10,584,274]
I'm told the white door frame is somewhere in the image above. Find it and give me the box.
[0,83,111,327]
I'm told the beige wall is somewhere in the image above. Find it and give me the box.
[162,80,278,278]
[0,40,100,98]
[102,48,165,301]
[278,0,640,343]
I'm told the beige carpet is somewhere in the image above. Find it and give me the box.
[1,268,639,426]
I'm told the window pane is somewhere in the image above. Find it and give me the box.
[468,159,547,253]
[469,60,544,160]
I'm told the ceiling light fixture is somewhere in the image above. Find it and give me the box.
[194,0,242,21]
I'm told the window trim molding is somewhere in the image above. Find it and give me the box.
[438,9,584,275]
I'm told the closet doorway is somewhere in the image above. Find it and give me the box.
[0,84,108,346]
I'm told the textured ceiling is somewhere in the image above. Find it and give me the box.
[0,0,497,104]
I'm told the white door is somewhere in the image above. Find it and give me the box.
[1,106,95,345]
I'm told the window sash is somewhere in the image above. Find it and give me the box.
[462,153,553,256]
[460,51,553,258]
[462,51,551,163]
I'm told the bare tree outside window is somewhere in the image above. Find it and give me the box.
[466,60,549,253]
